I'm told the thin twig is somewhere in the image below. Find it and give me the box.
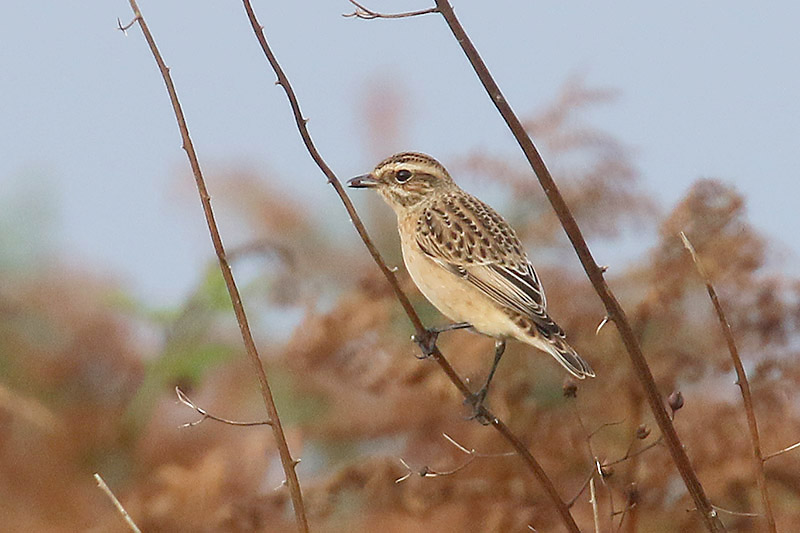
[763,440,800,461]
[614,498,636,533]
[568,470,594,508]
[394,456,474,482]
[687,504,760,519]
[343,0,438,19]
[94,473,141,533]
[442,432,517,459]
[601,437,664,468]
[589,477,600,533]
[120,3,307,531]
[681,231,776,532]
[423,1,725,530]
[395,433,515,483]
[240,1,579,530]
[570,400,621,527]
[116,17,137,34]
[711,505,760,518]
[175,387,272,427]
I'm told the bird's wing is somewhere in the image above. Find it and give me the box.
[415,193,560,334]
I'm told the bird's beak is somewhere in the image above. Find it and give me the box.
[347,173,380,189]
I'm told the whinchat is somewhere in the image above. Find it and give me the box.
[348,152,594,408]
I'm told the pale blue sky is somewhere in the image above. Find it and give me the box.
[2,2,798,304]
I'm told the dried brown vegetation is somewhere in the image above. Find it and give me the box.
[2,78,799,532]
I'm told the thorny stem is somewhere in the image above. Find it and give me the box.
[682,232,776,532]
[426,1,725,530]
[175,387,272,428]
[240,1,579,531]
[121,3,308,532]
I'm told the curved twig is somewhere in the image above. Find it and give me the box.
[121,3,308,531]
[94,473,141,533]
[175,387,272,428]
[343,0,438,19]
[681,232,776,532]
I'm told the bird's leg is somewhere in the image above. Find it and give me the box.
[412,322,472,358]
[466,339,506,423]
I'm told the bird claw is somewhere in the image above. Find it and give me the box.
[412,329,439,358]
[464,389,493,425]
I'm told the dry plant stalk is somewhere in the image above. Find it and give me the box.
[94,473,141,533]
[121,2,308,531]
[682,232,776,532]
[240,1,580,531]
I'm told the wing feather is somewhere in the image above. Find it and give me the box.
[415,193,554,332]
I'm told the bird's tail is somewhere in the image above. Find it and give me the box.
[537,333,595,379]
[512,312,595,379]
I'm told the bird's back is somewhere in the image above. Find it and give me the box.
[409,189,595,379]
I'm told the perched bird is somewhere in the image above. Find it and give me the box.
[348,152,594,409]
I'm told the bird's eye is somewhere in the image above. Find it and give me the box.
[395,169,412,183]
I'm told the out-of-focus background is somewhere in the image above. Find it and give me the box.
[1,2,799,531]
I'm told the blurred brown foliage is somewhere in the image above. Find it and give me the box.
[2,80,800,532]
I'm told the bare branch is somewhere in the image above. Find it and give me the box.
[120,3,307,530]
[711,505,760,519]
[395,433,516,483]
[94,473,141,533]
[614,487,638,533]
[681,231,776,532]
[687,504,760,519]
[589,477,600,533]
[587,419,626,440]
[568,470,594,508]
[602,436,664,468]
[763,440,800,461]
[395,455,477,482]
[175,387,272,428]
[116,16,138,34]
[442,432,516,459]
[240,1,579,530]
[343,0,438,20]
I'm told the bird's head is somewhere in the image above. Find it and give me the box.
[348,152,456,211]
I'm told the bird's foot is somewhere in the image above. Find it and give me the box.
[412,322,472,359]
[464,388,494,426]
[411,329,439,359]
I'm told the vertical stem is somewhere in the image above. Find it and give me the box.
[124,2,308,531]
[682,233,776,532]
[589,476,600,533]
